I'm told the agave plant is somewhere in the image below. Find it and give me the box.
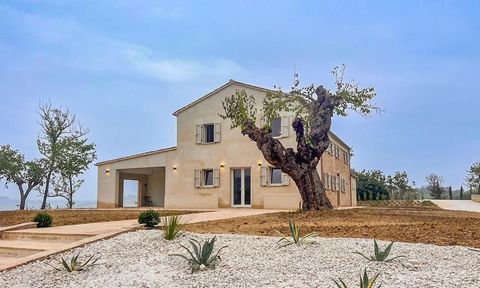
[333,269,382,288]
[162,214,189,240]
[274,219,318,247]
[354,239,405,262]
[171,236,227,273]
[49,252,100,272]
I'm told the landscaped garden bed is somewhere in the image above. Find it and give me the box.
[0,230,479,287]
[185,207,480,248]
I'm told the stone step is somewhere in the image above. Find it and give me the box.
[0,246,44,258]
[1,231,90,243]
[0,239,61,251]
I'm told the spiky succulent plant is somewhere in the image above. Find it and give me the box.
[354,239,405,262]
[274,219,318,247]
[333,269,382,288]
[171,236,227,273]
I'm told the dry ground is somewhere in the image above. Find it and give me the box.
[0,209,197,227]
[185,206,480,248]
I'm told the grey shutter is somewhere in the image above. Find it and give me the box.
[213,169,220,187]
[260,166,267,186]
[214,123,221,143]
[281,116,289,137]
[196,125,202,144]
[282,172,290,186]
[194,169,201,188]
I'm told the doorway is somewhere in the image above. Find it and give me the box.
[123,180,140,207]
[231,168,251,207]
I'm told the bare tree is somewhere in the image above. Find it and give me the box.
[220,66,379,210]
[0,145,45,210]
[37,103,86,209]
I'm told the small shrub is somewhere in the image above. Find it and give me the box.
[48,252,100,272]
[33,211,53,228]
[171,236,227,273]
[354,239,405,262]
[333,268,381,288]
[162,214,189,240]
[138,209,160,229]
[274,219,318,247]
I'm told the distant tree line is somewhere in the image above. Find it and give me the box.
[355,163,480,201]
[0,103,96,210]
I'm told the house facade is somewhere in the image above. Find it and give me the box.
[96,80,357,209]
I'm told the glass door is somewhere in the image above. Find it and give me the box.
[231,168,251,207]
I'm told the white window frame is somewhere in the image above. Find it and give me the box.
[194,168,220,188]
[260,166,290,186]
[196,123,221,144]
[203,124,215,144]
[269,167,283,185]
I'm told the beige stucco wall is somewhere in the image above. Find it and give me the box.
[96,82,355,209]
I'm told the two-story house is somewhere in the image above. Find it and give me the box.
[96,80,357,209]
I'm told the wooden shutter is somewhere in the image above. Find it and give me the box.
[194,169,201,188]
[282,172,290,186]
[281,116,289,137]
[260,166,267,186]
[214,123,221,143]
[213,169,220,187]
[195,125,202,144]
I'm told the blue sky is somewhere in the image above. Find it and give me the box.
[1,0,479,206]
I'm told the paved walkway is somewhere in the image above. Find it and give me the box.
[0,208,285,271]
[431,200,480,212]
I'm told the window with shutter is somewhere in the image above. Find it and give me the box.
[271,117,281,137]
[260,166,267,186]
[282,172,290,186]
[270,168,282,184]
[203,169,214,186]
[195,125,202,144]
[214,123,221,143]
[203,124,215,143]
[194,170,201,188]
[213,169,220,187]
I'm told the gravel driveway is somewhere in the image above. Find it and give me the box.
[1,231,479,288]
[431,200,480,212]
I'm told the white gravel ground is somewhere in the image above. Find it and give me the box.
[1,230,479,288]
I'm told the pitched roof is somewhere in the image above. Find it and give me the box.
[95,146,176,166]
[172,79,275,116]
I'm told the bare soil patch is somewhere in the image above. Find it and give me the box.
[0,209,198,227]
[186,207,480,248]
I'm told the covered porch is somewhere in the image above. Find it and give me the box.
[117,167,166,208]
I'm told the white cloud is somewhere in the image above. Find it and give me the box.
[0,4,246,84]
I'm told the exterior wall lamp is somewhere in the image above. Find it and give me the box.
[105,169,110,176]
[220,163,225,168]
[173,166,177,171]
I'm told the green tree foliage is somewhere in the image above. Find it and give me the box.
[448,186,453,200]
[37,103,89,209]
[466,162,480,194]
[386,172,415,200]
[425,174,445,199]
[0,145,45,210]
[460,185,464,200]
[50,137,96,208]
[354,170,389,201]
[220,66,379,210]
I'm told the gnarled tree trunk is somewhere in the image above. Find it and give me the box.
[236,86,337,210]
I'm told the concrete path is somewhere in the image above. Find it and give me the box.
[0,208,285,271]
[431,200,480,212]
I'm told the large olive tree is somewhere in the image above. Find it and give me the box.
[220,66,378,210]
